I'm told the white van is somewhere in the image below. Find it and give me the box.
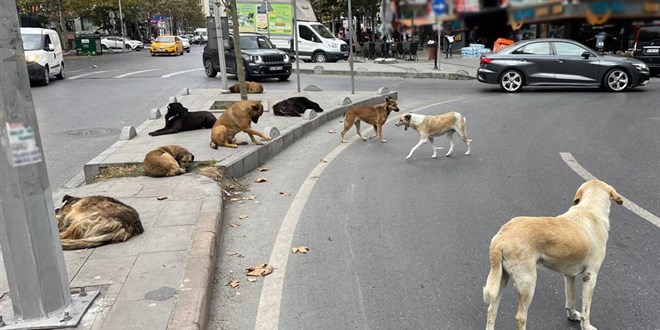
[194,28,208,44]
[20,28,64,86]
[294,21,348,63]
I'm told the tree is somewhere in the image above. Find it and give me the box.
[221,0,247,100]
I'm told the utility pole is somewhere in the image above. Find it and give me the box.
[119,0,126,49]
[347,0,355,94]
[215,0,230,93]
[292,0,300,93]
[0,0,98,328]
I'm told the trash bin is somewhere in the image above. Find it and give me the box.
[427,41,437,60]
[76,32,102,55]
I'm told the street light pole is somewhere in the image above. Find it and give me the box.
[293,0,300,93]
[119,0,126,50]
[348,0,355,94]
[215,1,230,93]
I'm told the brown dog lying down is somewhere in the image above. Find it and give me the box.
[210,100,270,148]
[341,96,399,143]
[229,81,263,93]
[55,195,144,250]
[143,145,194,177]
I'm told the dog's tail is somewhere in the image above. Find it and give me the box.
[483,246,503,304]
[60,232,124,250]
[461,116,474,142]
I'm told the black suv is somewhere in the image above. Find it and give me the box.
[633,25,660,76]
[203,33,292,81]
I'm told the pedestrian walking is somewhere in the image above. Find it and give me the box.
[444,29,455,59]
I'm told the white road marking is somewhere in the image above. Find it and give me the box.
[161,68,203,78]
[113,69,161,78]
[560,152,660,227]
[68,71,110,80]
[254,98,466,330]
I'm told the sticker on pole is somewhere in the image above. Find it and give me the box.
[5,122,43,166]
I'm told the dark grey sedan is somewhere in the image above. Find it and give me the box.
[477,38,651,92]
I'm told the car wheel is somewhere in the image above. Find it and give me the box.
[312,51,327,63]
[499,69,524,93]
[204,58,218,77]
[41,66,50,86]
[603,68,630,92]
[101,44,108,51]
[151,52,155,56]
[125,45,131,50]
[55,62,65,80]
[186,49,190,53]
[278,75,290,81]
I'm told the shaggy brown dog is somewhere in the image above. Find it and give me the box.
[210,100,270,148]
[143,145,194,177]
[229,81,264,93]
[340,96,399,143]
[55,195,144,250]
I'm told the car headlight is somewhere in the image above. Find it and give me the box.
[25,54,40,63]
[252,56,263,64]
[283,54,290,62]
[327,41,338,48]
[633,63,648,71]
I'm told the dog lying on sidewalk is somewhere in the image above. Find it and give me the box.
[149,102,217,136]
[483,179,623,330]
[340,96,399,143]
[143,145,194,177]
[394,112,472,159]
[210,100,270,148]
[229,81,263,94]
[55,195,145,250]
[273,96,324,117]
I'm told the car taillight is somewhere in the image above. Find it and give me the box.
[480,57,493,64]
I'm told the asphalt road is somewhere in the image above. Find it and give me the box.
[209,78,660,329]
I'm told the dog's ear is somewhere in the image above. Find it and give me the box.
[61,194,76,204]
[174,153,183,162]
[609,186,623,205]
[404,113,412,121]
[190,153,195,162]
[572,188,582,205]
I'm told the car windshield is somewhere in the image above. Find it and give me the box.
[22,34,43,51]
[155,36,175,43]
[310,24,334,39]
[638,26,660,42]
[240,36,274,49]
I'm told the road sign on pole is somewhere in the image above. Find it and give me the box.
[432,0,446,15]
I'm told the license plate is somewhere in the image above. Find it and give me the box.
[646,48,659,54]
[159,48,165,51]
[270,66,282,71]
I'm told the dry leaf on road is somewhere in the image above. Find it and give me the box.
[225,252,238,256]
[228,280,240,288]
[230,223,240,228]
[291,246,310,254]
[246,264,273,277]
[247,278,257,283]
[255,177,268,183]
[156,196,168,201]
[320,158,328,163]
[257,167,269,172]
[328,130,337,134]
[238,214,249,220]
[279,191,291,196]
[245,195,257,200]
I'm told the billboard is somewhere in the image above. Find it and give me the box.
[233,3,292,35]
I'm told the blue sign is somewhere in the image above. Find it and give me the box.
[432,0,447,15]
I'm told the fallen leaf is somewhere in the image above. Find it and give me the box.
[247,278,257,283]
[255,177,268,183]
[320,158,328,163]
[225,252,238,256]
[291,246,310,254]
[279,191,291,196]
[246,264,273,277]
[328,130,337,134]
[257,167,269,172]
[156,196,168,201]
[230,197,241,202]
[245,195,257,200]
[238,214,249,220]
[228,280,240,288]
[230,223,240,228]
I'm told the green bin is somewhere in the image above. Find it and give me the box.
[76,33,102,55]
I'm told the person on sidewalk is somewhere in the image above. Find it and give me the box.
[444,28,455,59]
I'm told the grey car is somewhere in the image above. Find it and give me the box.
[477,38,650,92]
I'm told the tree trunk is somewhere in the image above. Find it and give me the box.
[229,0,247,100]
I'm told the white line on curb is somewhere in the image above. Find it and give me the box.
[161,68,203,78]
[113,69,160,78]
[68,71,109,80]
[254,97,466,330]
[560,152,660,228]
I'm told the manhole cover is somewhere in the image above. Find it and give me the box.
[64,128,119,136]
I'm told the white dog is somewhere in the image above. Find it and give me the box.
[483,180,623,330]
[394,112,472,159]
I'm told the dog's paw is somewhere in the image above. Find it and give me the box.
[362,137,368,141]
[431,155,437,159]
[381,139,387,143]
[465,151,471,156]
[580,322,597,330]
[406,156,411,160]
[566,310,582,322]
[263,136,272,141]
[341,140,347,143]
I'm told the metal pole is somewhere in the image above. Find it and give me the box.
[434,20,442,70]
[0,0,71,321]
[266,10,271,39]
[119,0,126,49]
[215,1,230,93]
[293,0,300,93]
[348,0,355,94]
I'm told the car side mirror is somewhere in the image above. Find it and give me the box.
[48,44,55,51]
[581,51,590,59]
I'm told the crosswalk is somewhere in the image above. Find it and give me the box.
[67,68,205,80]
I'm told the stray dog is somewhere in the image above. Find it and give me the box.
[143,145,194,177]
[394,112,472,159]
[149,102,216,136]
[210,100,270,148]
[229,81,263,94]
[273,96,324,117]
[55,195,145,250]
[483,180,623,330]
[340,96,399,143]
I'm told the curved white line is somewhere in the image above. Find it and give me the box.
[113,69,161,78]
[161,68,204,78]
[254,98,466,329]
[68,71,109,80]
[560,152,660,227]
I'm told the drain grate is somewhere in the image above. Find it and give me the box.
[64,128,120,136]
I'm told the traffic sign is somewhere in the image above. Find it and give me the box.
[432,0,446,15]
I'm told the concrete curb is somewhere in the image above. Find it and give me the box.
[293,68,475,80]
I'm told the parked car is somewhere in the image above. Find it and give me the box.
[178,35,191,53]
[101,36,143,50]
[632,24,660,76]
[20,27,64,86]
[150,35,184,56]
[477,38,650,92]
[203,33,291,81]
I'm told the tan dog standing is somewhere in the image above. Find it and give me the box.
[483,180,623,330]
[229,81,263,93]
[395,112,472,159]
[341,96,399,143]
[143,145,194,177]
[210,100,270,148]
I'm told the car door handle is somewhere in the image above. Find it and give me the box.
[557,60,565,63]
[519,59,527,62]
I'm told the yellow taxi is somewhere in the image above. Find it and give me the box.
[150,35,184,56]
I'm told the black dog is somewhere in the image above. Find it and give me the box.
[273,97,324,117]
[149,102,217,136]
